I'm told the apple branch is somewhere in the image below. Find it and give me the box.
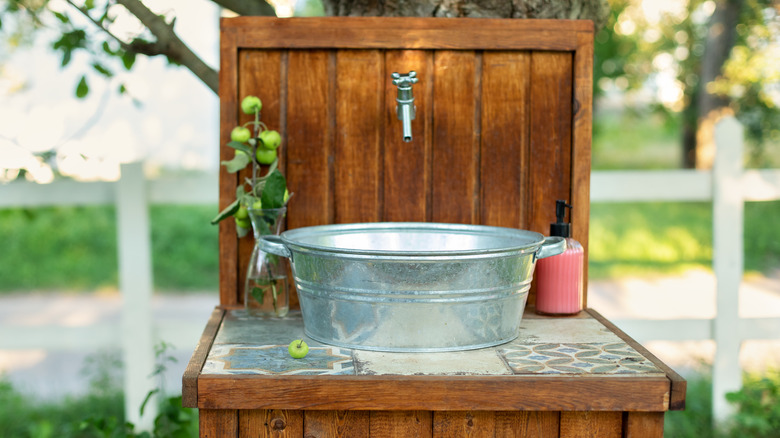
[115,0,218,93]
[210,0,276,16]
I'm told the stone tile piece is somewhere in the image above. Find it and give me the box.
[214,310,331,346]
[515,318,621,344]
[353,349,511,376]
[203,343,355,376]
[500,342,664,376]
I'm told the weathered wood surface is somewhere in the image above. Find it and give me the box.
[182,308,225,408]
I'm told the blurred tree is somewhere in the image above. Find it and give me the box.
[594,0,780,168]
[1,0,609,98]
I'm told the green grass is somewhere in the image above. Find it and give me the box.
[0,205,218,293]
[592,111,683,170]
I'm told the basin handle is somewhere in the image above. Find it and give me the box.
[536,236,566,260]
[258,235,291,258]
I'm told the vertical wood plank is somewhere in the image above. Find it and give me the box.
[237,50,283,306]
[433,411,495,437]
[526,51,573,306]
[572,31,594,306]
[370,411,433,437]
[239,409,303,438]
[431,50,479,224]
[383,50,433,222]
[623,412,664,438]
[219,27,239,307]
[287,50,332,229]
[480,51,531,229]
[334,50,384,224]
[200,409,237,438]
[495,411,560,438]
[559,411,622,438]
[304,410,369,437]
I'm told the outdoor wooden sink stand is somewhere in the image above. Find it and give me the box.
[183,17,686,437]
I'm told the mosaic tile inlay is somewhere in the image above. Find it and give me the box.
[203,343,355,375]
[501,342,663,375]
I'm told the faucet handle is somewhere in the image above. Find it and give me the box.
[392,71,418,87]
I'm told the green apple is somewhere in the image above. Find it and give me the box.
[235,216,250,230]
[288,339,309,359]
[256,148,277,165]
[259,130,282,150]
[252,199,262,210]
[241,96,262,115]
[230,126,251,143]
[235,205,249,220]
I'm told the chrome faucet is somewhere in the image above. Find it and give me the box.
[391,71,418,142]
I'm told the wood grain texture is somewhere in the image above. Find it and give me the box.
[200,409,237,438]
[334,50,383,224]
[369,411,432,437]
[623,412,664,438]
[494,411,560,437]
[587,308,687,411]
[304,410,369,437]
[238,409,303,437]
[226,17,592,51]
[431,50,479,224]
[197,375,670,412]
[383,50,432,222]
[182,308,225,408]
[236,50,283,307]
[480,51,530,229]
[433,411,495,437]
[286,50,332,229]
[572,31,594,306]
[559,411,622,438]
[219,28,239,307]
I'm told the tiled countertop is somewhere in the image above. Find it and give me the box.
[202,310,664,378]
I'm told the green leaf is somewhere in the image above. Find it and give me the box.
[251,286,265,303]
[92,62,113,77]
[122,50,136,70]
[260,169,287,209]
[220,151,250,173]
[210,199,239,225]
[75,75,89,98]
[226,140,252,156]
[53,11,69,23]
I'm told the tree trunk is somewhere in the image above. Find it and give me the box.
[687,0,742,168]
[322,0,610,29]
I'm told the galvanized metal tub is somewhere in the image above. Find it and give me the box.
[258,222,565,352]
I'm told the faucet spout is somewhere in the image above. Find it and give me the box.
[392,71,418,142]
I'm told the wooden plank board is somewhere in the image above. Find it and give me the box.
[572,31,594,306]
[197,375,670,412]
[480,51,530,229]
[383,50,432,222]
[286,50,332,229]
[623,412,664,438]
[433,411,495,437]
[334,50,384,223]
[369,411,433,437]
[218,29,239,307]
[227,17,593,51]
[304,410,369,437]
[431,50,479,224]
[182,308,225,408]
[559,411,622,438]
[238,409,303,437]
[495,411,560,437]
[587,308,687,411]
[199,409,237,438]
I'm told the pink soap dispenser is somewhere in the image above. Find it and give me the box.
[535,200,584,316]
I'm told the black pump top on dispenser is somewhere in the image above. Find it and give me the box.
[550,200,572,238]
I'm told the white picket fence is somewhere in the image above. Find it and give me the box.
[1,117,779,425]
